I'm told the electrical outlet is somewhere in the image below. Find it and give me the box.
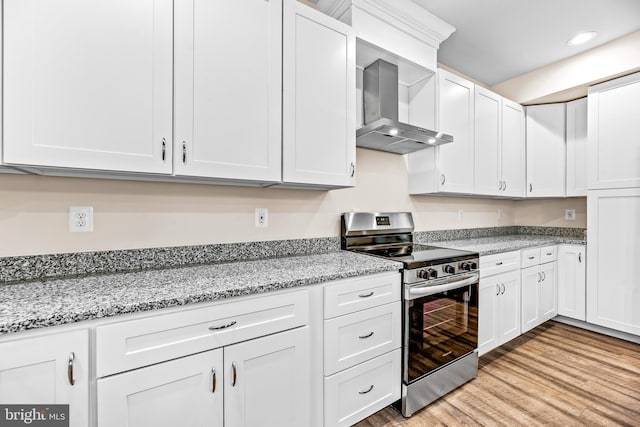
[458,209,464,221]
[255,208,268,228]
[565,209,576,220]
[69,207,93,232]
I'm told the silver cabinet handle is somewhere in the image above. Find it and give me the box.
[350,162,355,178]
[503,180,507,191]
[499,181,503,190]
[441,174,446,185]
[496,284,500,295]
[542,271,546,281]
[546,252,553,256]
[359,331,374,339]
[500,283,505,294]
[182,141,187,163]
[528,256,535,260]
[537,272,541,283]
[208,321,237,331]
[231,362,237,387]
[578,252,582,263]
[496,262,503,266]
[211,368,217,393]
[358,291,374,298]
[161,138,166,161]
[68,352,75,386]
[359,385,374,395]
[529,183,533,192]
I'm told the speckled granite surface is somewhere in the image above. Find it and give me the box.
[0,237,340,285]
[0,251,401,335]
[414,226,585,243]
[421,235,586,256]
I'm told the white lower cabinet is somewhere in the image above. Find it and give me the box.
[478,269,521,356]
[322,272,402,426]
[97,349,224,427]
[557,245,586,321]
[0,329,89,427]
[521,247,558,333]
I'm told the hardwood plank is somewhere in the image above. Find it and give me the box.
[355,321,640,427]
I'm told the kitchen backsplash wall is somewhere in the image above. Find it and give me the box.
[0,148,584,257]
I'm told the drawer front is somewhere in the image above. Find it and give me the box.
[521,247,541,268]
[324,349,401,427]
[96,289,308,377]
[324,302,401,375]
[324,272,401,319]
[540,245,558,264]
[480,251,521,278]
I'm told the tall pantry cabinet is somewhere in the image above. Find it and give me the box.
[586,71,640,336]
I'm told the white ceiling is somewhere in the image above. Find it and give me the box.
[411,0,640,86]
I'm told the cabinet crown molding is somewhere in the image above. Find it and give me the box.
[316,0,455,49]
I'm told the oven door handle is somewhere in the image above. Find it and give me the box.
[407,273,479,299]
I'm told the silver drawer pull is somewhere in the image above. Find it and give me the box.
[211,368,217,393]
[359,385,374,395]
[495,262,503,266]
[359,332,374,339]
[546,252,553,256]
[528,256,535,260]
[578,252,582,263]
[209,321,237,331]
[358,291,374,298]
[68,352,76,386]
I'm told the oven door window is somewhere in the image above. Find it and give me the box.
[407,283,478,383]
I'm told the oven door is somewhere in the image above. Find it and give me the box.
[403,273,479,384]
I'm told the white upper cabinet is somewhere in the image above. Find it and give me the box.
[474,86,502,196]
[174,0,282,183]
[436,68,475,193]
[526,104,566,197]
[501,99,526,197]
[566,98,588,196]
[2,0,173,174]
[282,0,356,188]
[588,72,640,190]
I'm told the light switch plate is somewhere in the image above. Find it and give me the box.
[565,209,576,220]
[255,208,268,228]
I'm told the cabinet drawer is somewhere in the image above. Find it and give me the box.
[480,251,520,277]
[324,272,400,319]
[324,302,401,375]
[521,247,540,268]
[96,289,308,377]
[540,245,557,264]
[324,349,401,427]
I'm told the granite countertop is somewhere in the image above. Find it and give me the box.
[426,235,586,256]
[0,251,402,335]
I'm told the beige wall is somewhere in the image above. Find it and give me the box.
[515,198,587,228]
[1,148,523,257]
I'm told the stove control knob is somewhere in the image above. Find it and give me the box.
[427,268,438,279]
[443,265,455,274]
[461,262,477,271]
[418,269,429,280]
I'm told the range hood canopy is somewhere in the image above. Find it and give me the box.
[357,59,453,154]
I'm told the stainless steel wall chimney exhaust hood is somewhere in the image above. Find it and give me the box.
[357,59,453,154]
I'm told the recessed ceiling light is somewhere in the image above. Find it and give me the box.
[567,31,597,46]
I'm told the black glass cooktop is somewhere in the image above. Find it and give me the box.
[355,243,477,269]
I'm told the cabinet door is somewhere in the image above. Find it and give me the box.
[224,327,310,427]
[587,189,640,335]
[540,262,558,321]
[588,72,640,189]
[2,0,173,174]
[0,330,89,427]
[174,0,282,182]
[525,104,566,197]
[282,1,355,188]
[97,349,223,427]
[473,86,501,196]
[478,275,500,356]
[566,98,588,196]
[557,245,586,321]
[498,270,521,344]
[436,69,475,193]
[521,266,541,333]
[501,99,526,197]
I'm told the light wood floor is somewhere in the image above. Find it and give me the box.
[356,321,640,426]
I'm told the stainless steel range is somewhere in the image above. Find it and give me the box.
[341,212,479,417]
